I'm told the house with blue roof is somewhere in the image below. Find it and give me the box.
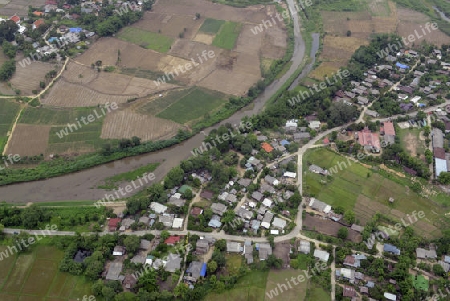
[280,139,290,146]
[200,263,207,277]
[396,62,409,69]
[384,243,401,255]
[69,27,82,33]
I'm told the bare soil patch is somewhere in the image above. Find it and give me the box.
[403,132,418,157]
[11,59,58,95]
[6,124,50,156]
[303,214,362,243]
[274,241,291,268]
[193,32,214,45]
[100,109,183,142]
[62,61,98,83]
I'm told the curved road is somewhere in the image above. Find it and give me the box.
[0,0,311,203]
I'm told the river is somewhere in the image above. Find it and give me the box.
[0,3,320,203]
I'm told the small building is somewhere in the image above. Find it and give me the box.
[211,203,227,216]
[105,262,123,281]
[272,217,287,229]
[416,248,437,259]
[343,285,357,297]
[150,202,167,214]
[32,19,45,30]
[227,242,242,253]
[384,243,401,255]
[108,218,121,232]
[238,178,252,187]
[298,240,310,254]
[139,239,151,250]
[384,292,397,301]
[208,215,222,228]
[264,175,279,186]
[252,191,264,202]
[164,236,181,246]
[172,218,184,229]
[113,246,125,256]
[258,243,272,260]
[165,254,182,272]
[191,207,203,217]
[196,239,210,254]
[314,249,330,262]
[261,142,274,153]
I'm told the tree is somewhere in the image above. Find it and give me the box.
[123,235,140,254]
[131,136,141,146]
[266,254,282,268]
[343,210,355,224]
[438,172,450,184]
[102,286,116,301]
[214,239,226,251]
[182,188,193,200]
[433,263,446,276]
[0,20,18,42]
[164,166,184,188]
[137,269,158,292]
[0,59,16,81]
[160,230,170,241]
[2,40,16,58]
[346,30,352,37]
[195,13,201,19]
[207,260,218,274]
[337,227,349,239]
[84,251,105,279]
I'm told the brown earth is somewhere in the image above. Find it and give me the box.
[6,124,51,156]
[303,214,362,243]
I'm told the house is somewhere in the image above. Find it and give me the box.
[227,242,242,253]
[208,215,222,228]
[261,142,274,153]
[294,132,311,141]
[434,147,446,160]
[351,224,364,233]
[260,183,275,194]
[344,254,366,268]
[309,121,321,130]
[398,94,408,100]
[159,215,174,227]
[150,202,167,214]
[200,190,214,200]
[139,239,151,250]
[298,240,311,254]
[172,218,184,229]
[264,175,279,186]
[357,96,369,105]
[108,218,121,232]
[123,274,137,289]
[252,191,264,202]
[113,246,125,256]
[262,198,273,207]
[357,127,381,152]
[343,286,357,297]
[314,249,330,262]
[309,198,331,213]
[258,243,272,260]
[384,243,401,255]
[105,262,124,281]
[196,239,210,254]
[238,178,252,187]
[283,171,297,178]
[365,109,379,117]
[432,128,444,148]
[186,261,205,281]
[384,292,397,301]
[272,217,287,229]
[411,96,421,104]
[398,85,413,94]
[191,207,203,217]
[10,15,20,24]
[211,203,227,216]
[380,121,396,145]
[165,236,181,246]
[32,19,45,30]
[237,208,253,220]
[435,158,448,177]
[309,164,328,175]
[244,240,253,264]
[165,254,182,272]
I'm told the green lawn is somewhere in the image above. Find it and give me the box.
[117,27,173,53]
[199,18,226,34]
[0,100,21,153]
[303,148,450,238]
[212,21,242,50]
[98,162,159,189]
[306,284,330,301]
[157,87,227,124]
[0,245,97,300]
[264,269,308,301]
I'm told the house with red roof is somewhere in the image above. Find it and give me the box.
[164,236,181,246]
[10,15,20,24]
[357,127,380,152]
[380,121,396,145]
[33,11,44,17]
[33,19,45,30]
[261,142,274,153]
[108,218,121,232]
[323,137,330,145]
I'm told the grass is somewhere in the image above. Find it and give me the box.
[97,162,159,189]
[199,18,226,34]
[157,87,227,124]
[264,269,308,301]
[138,89,190,115]
[225,254,242,275]
[306,283,330,301]
[117,27,173,53]
[212,21,242,50]
[0,100,21,153]
[303,147,450,238]
[0,245,96,300]
[397,127,426,156]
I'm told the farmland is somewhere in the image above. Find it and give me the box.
[0,100,21,153]
[199,18,226,34]
[157,87,227,124]
[303,147,449,239]
[117,27,174,53]
[0,245,95,300]
[212,21,242,50]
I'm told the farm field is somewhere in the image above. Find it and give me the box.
[117,27,174,53]
[10,106,111,155]
[212,21,242,50]
[0,100,20,153]
[199,18,226,34]
[156,87,227,124]
[0,245,95,300]
[303,147,449,238]
[10,59,58,96]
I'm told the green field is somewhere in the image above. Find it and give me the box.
[397,127,426,157]
[306,284,331,301]
[0,100,21,153]
[199,18,226,34]
[303,148,450,238]
[19,106,112,154]
[0,245,96,300]
[157,87,226,124]
[212,21,242,50]
[98,162,159,189]
[117,27,173,53]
